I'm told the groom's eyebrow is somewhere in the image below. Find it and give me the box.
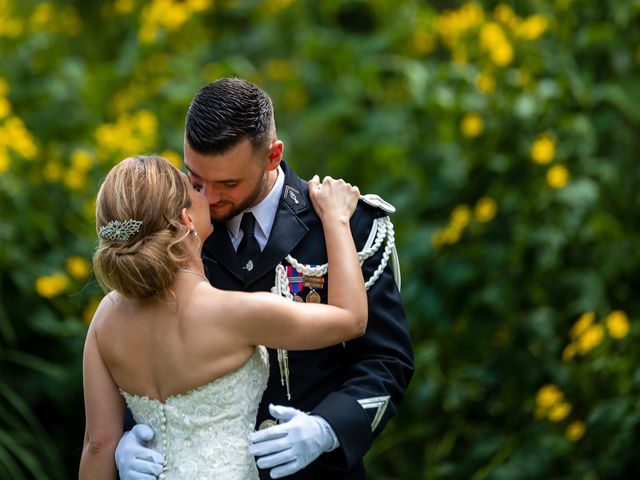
[184,165,241,185]
[184,164,208,182]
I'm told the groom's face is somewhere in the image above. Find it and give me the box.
[183,139,271,223]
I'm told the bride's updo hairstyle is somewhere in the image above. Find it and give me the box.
[93,155,193,299]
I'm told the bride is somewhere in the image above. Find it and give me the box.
[78,154,366,479]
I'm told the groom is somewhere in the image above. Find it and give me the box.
[115,78,413,479]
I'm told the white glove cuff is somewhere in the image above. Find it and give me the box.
[312,415,340,452]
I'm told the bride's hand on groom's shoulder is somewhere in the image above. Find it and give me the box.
[309,175,360,223]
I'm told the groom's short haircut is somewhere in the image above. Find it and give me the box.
[185,77,276,156]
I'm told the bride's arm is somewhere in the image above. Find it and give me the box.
[79,315,125,480]
[229,176,367,350]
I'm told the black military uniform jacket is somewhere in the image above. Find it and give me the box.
[202,161,414,479]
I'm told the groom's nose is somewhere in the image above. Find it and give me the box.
[204,186,223,205]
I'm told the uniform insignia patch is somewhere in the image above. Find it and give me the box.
[284,185,301,204]
[357,395,390,432]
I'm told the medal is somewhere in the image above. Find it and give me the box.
[287,266,304,298]
[258,419,277,430]
[303,274,325,290]
[292,295,304,302]
[306,290,321,303]
[303,270,324,303]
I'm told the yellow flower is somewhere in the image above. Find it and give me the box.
[475,71,496,93]
[29,2,54,32]
[474,196,497,222]
[0,17,23,38]
[606,310,630,339]
[2,117,38,159]
[566,421,586,441]
[0,77,9,96]
[562,342,576,362]
[186,0,212,12]
[44,161,62,182]
[490,41,514,67]
[35,272,69,298]
[479,22,514,66]
[63,169,87,191]
[548,401,571,422]
[438,3,484,50]
[517,15,549,41]
[493,4,518,30]
[480,23,505,49]
[0,148,9,173]
[0,97,11,118]
[138,23,158,44]
[431,224,463,248]
[412,31,435,55]
[530,133,555,164]
[135,110,158,136]
[66,256,91,281]
[71,149,93,172]
[83,297,102,325]
[536,384,563,409]
[95,111,157,161]
[450,205,472,228]
[547,165,569,189]
[442,225,463,244]
[570,311,595,339]
[114,0,135,14]
[460,112,484,138]
[160,150,182,168]
[576,324,604,355]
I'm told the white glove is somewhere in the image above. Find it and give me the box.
[249,404,339,478]
[115,424,165,480]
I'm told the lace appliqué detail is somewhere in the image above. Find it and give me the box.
[121,346,269,480]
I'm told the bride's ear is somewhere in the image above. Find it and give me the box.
[180,208,193,229]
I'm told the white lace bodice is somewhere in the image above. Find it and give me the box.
[121,346,269,479]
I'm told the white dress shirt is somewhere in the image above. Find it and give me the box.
[226,166,285,252]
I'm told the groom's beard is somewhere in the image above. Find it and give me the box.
[209,171,268,223]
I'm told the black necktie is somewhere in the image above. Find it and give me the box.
[237,212,260,275]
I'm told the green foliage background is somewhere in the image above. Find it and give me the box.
[2,0,640,478]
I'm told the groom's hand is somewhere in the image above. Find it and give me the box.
[115,424,165,480]
[249,404,339,478]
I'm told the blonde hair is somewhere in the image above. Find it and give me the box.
[93,155,193,299]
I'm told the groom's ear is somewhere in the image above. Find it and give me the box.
[266,140,283,170]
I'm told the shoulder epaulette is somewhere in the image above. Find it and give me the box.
[360,193,396,215]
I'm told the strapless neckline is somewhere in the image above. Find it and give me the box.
[120,346,265,405]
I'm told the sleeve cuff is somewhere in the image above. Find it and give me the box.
[312,415,340,451]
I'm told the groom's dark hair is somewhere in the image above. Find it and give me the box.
[185,77,276,155]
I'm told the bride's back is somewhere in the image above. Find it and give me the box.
[92,281,255,403]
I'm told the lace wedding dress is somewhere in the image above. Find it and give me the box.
[121,346,269,479]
